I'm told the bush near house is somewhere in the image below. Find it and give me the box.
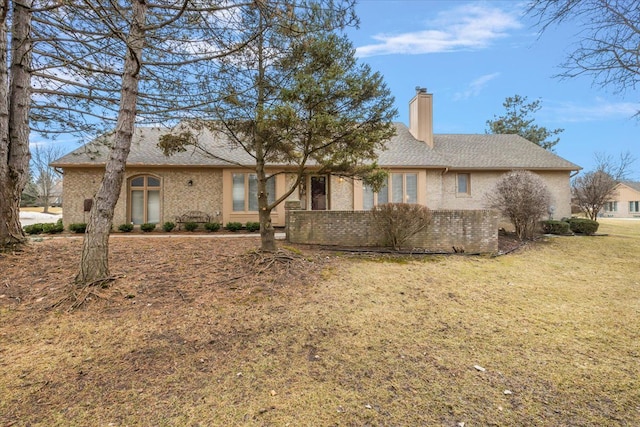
[184,221,198,232]
[162,221,176,232]
[69,223,87,233]
[485,170,552,240]
[24,219,65,235]
[371,203,432,250]
[245,222,260,232]
[540,220,571,235]
[118,223,134,233]
[225,222,243,232]
[204,222,221,232]
[23,223,44,235]
[567,218,599,235]
[42,219,64,234]
[141,223,156,232]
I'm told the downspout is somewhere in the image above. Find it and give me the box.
[440,167,449,208]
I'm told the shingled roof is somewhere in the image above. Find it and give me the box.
[434,134,580,170]
[621,181,640,192]
[52,122,580,171]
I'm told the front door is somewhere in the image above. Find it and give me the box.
[310,176,327,210]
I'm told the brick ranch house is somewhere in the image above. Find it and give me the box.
[51,89,581,235]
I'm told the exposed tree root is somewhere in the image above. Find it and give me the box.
[210,248,320,288]
[51,275,124,311]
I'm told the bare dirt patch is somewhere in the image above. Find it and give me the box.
[1,237,323,313]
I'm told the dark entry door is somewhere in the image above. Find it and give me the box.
[310,176,327,210]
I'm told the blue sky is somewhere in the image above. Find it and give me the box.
[41,1,639,179]
[347,0,640,178]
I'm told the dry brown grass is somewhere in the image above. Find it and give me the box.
[1,222,639,426]
[20,207,63,214]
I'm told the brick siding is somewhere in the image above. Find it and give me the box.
[286,209,498,253]
[61,167,223,227]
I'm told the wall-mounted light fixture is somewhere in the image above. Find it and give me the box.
[338,177,345,183]
[187,179,193,186]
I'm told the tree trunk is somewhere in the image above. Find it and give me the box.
[253,16,277,253]
[259,204,276,252]
[0,1,33,249]
[256,155,276,252]
[76,0,147,284]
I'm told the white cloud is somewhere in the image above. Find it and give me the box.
[356,4,523,58]
[547,98,640,122]
[453,72,501,100]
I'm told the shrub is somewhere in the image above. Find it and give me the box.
[371,203,432,250]
[567,218,599,235]
[485,170,552,240]
[162,221,176,232]
[184,221,198,232]
[140,223,156,232]
[540,220,570,235]
[24,223,44,235]
[118,223,134,232]
[69,223,87,233]
[204,222,221,232]
[245,221,260,232]
[225,221,243,232]
[43,219,64,234]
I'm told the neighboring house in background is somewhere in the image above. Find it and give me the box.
[51,89,581,228]
[50,180,63,207]
[601,181,640,218]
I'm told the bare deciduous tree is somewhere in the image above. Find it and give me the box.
[528,0,640,116]
[30,144,63,212]
[572,152,635,220]
[485,170,551,240]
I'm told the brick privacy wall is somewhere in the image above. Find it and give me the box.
[287,209,498,253]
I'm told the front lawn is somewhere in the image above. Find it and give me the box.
[1,220,638,425]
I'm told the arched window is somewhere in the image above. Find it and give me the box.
[129,175,161,224]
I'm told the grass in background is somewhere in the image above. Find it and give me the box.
[1,220,638,426]
[20,206,63,214]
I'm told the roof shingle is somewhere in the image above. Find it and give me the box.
[51,122,581,171]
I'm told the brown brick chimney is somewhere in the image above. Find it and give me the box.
[409,87,434,148]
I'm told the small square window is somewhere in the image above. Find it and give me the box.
[457,173,470,194]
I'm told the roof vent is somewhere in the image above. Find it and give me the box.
[415,86,427,93]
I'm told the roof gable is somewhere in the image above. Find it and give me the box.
[620,181,640,192]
